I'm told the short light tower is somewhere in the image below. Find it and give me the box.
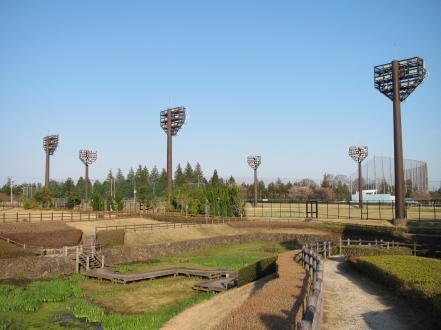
[348,146,368,209]
[247,156,261,207]
[79,150,98,200]
[43,135,59,189]
[375,57,427,220]
[160,107,187,204]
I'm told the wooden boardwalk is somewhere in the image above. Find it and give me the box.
[83,267,237,292]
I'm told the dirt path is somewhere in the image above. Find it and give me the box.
[323,257,435,330]
[162,250,306,330]
[161,274,277,330]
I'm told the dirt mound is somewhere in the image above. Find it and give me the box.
[0,222,82,248]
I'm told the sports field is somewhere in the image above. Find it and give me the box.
[245,202,441,221]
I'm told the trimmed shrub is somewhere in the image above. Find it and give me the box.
[332,245,412,257]
[237,256,278,286]
[350,255,441,325]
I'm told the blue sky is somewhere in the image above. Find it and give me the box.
[0,0,440,186]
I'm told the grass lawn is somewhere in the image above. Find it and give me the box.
[350,255,441,325]
[0,240,290,330]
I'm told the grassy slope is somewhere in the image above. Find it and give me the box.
[115,241,289,273]
[351,255,441,325]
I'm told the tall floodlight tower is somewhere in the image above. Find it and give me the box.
[160,107,186,204]
[375,57,427,220]
[247,156,262,207]
[43,135,59,189]
[79,150,98,200]
[348,146,368,209]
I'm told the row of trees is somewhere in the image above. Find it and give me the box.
[2,164,439,210]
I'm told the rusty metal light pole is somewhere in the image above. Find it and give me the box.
[375,57,427,220]
[43,135,59,189]
[349,146,368,209]
[247,156,261,207]
[79,150,98,200]
[160,107,186,205]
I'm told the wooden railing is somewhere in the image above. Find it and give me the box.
[337,238,423,256]
[0,211,139,223]
[95,220,226,234]
[297,242,332,330]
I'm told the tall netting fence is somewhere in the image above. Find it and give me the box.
[349,156,428,193]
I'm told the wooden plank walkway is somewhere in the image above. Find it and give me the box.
[82,267,237,292]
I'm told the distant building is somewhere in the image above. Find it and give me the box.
[351,189,395,203]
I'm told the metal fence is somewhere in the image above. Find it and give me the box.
[246,200,441,221]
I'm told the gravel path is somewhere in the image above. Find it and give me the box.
[322,257,435,330]
[214,250,306,330]
[162,250,306,330]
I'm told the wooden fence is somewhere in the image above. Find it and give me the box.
[0,210,140,223]
[95,219,227,234]
[297,242,331,330]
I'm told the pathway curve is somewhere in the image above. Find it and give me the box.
[162,250,306,330]
[322,257,435,330]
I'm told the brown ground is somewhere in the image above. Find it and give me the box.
[0,222,82,248]
[163,251,307,330]
[215,251,306,330]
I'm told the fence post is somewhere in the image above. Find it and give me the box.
[2,213,5,223]
[375,239,378,247]
[62,212,64,222]
[434,203,437,220]
[86,256,90,271]
[349,202,351,219]
[359,239,362,246]
[76,247,80,273]
[64,246,68,256]
[328,241,332,257]
[101,255,105,268]
[29,212,31,222]
[413,242,417,256]
[337,202,340,219]
[347,238,350,246]
[71,212,73,221]
[16,212,18,222]
[339,238,342,255]
[51,212,54,221]
[387,242,390,250]
[379,201,381,220]
[324,242,327,259]
[40,212,43,222]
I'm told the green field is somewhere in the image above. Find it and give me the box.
[0,241,290,330]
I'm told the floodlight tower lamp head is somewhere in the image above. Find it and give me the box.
[348,146,368,163]
[247,156,262,170]
[43,135,59,155]
[374,57,427,102]
[160,106,187,136]
[79,150,98,166]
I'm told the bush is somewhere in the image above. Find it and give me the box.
[22,199,38,210]
[332,245,412,257]
[237,256,278,286]
[350,255,441,325]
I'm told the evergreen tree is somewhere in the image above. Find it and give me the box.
[184,162,194,184]
[210,170,220,186]
[174,164,185,187]
[193,162,205,187]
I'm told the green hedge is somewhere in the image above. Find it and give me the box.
[350,255,441,325]
[332,245,412,257]
[237,256,278,287]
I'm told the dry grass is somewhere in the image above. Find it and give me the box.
[124,224,331,247]
[80,276,201,315]
[65,217,163,235]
